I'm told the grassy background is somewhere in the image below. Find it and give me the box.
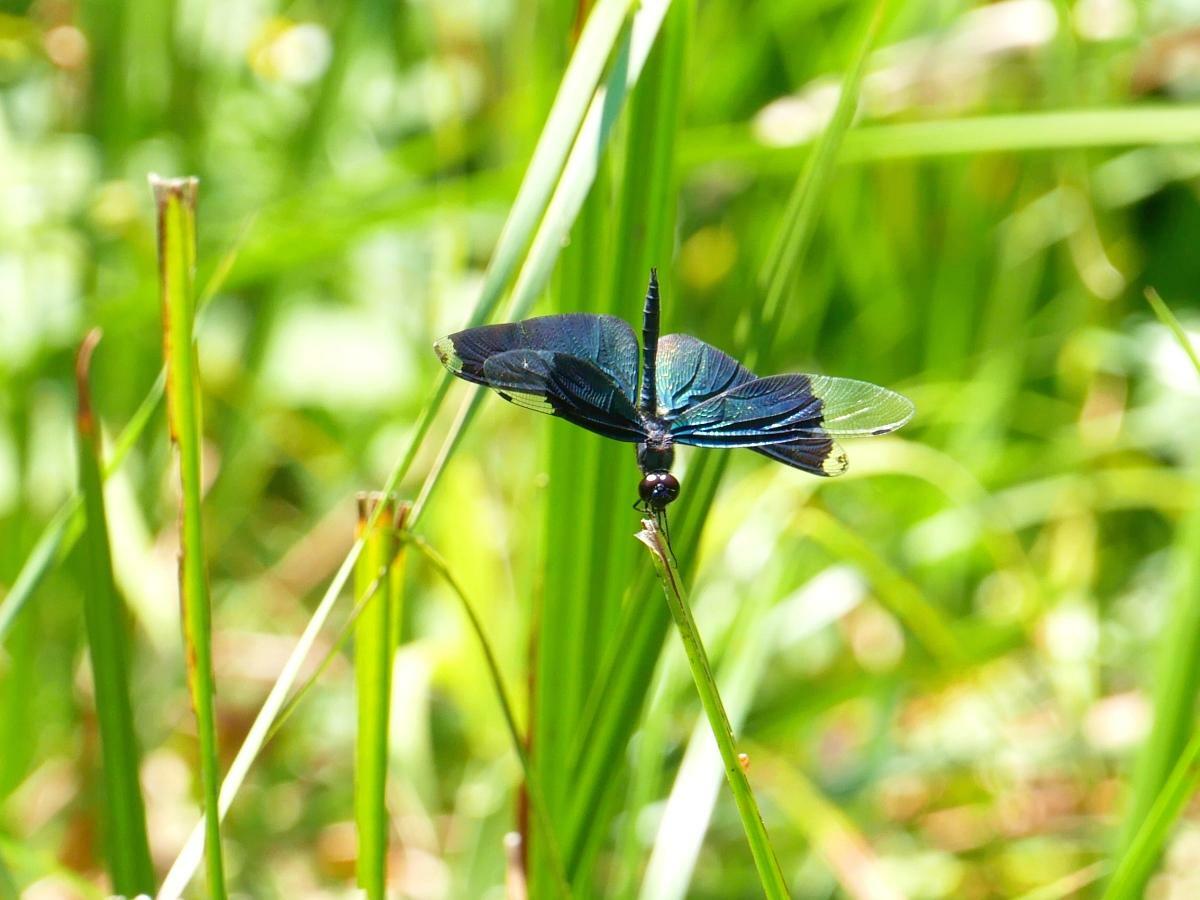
[4,0,1200,897]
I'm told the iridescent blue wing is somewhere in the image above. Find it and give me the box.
[435,339,647,442]
[434,313,639,405]
[480,350,646,441]
[669,373,913,446]
[654,334,755,419]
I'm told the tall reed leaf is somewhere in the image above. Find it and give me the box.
[354,494,401,898]
[530,167,612,900]
[681,107,1200,173]
[564,0,887,880]
[151,174,227,898]
[410,0,675,526]
[636,519,789,899]
[1111,289,1200,893]
[545,1,689,887]
[757,0,890,359]
[74,330,155,896]
[1107,727,1200,899]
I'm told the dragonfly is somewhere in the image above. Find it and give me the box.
[434,270,913,515]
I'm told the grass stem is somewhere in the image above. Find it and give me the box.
[151,173,227,899]
[354,494,402,898]
[404,533,572,900]
[74,330,155,896]
[636,518,789,899]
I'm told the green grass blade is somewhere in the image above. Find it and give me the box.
[638,576,772,900]
[409,0,675,528]
[751,748,902,900]
[151,174,227,899]
[794,507,961,665]
[636,518,789,899]
[464,0,633,331]
[756,0,890,357]
[1106,727,1200,899]
[74,330,155,896]
[405,534,571,900]
[354,494,400,898]
[1111,289,1200,893]
[157,531,368,899]
[541,2,688,890]
[563,0,883,878]
[681,106,1200,173]
[0,499,79,648]
[1145,288,1200,376]
[532,171,611,871]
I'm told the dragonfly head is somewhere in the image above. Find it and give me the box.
[638,471,680,510]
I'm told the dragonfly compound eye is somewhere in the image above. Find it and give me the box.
[639,472,680,509]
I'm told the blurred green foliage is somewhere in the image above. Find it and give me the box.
[4,0,1200,897]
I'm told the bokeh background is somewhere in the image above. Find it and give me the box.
[4,0,1200,897]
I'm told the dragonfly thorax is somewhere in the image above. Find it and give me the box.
[637,430,674,474]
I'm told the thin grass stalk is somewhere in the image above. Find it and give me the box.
[756,0,890,361]
[151,174,226,898]
[635,518,788,898]
[404,534,571,899]
[679,106,1200,173]
[1112,288,1200,892]
[1106,726,1200,899]
[354,494,400,898]
[638,583,772,900]
[74,330,155,896]
[750,747,903,900]
[791,507,961,665]
[1145,288,1200,373]
[0,210,249,648]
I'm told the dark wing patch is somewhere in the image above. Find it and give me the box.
[655,334,755,420]
[435,313,639,406]
[479,349,647,442]
[753,439,848,477]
